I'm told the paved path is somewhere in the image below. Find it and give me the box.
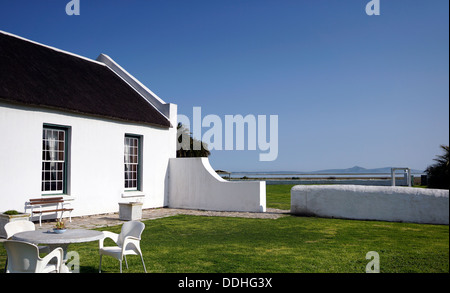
[0,208,289,242]
[34,208,291,231]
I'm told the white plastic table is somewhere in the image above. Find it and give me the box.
[13,229,104,273]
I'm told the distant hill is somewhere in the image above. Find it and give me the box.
[232,166,425,174]
[311,166,425,174]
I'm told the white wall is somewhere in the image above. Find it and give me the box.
[291,185,449,225]
[169,158,266,212]
[0,102,176,218]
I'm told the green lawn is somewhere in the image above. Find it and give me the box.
[266,184,295,210]
[0,185,448,273]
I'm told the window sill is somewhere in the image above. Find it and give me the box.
[122,191,145,198]
[40,194,75,201]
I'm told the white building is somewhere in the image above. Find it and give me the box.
[0,30,177,217]
[0,30,266,220]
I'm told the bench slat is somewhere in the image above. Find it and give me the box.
[29,201,63,206]
[31,208,73,214]
[29,198,64,205]
[30,197,63,201]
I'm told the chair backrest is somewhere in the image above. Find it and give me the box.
[118,221,145,247]
[3,240,39,273]
[4,220,36,239]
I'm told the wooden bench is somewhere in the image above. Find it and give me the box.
[27,197,73,226]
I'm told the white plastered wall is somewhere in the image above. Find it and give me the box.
[0,102,176,218]
[291,185,449,225]
[169,157,266,212]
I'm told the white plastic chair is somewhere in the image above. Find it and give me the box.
[4,220,36,239]
[4,220,49,251]
[3,240,63,273]
[99,221,147,273]
[4,220,50,271]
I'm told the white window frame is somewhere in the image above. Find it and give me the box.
[42,126,68,195]
[124,135,141,191]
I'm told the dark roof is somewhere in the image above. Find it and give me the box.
[0,32,171,128]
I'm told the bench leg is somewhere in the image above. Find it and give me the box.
[57,209,72,223]
[30,212,42,227]
[59,211,72,223]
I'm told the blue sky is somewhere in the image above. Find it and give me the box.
[1,0,448,172]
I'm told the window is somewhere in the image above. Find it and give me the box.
[124,135,141,190]
[42,126,68,194]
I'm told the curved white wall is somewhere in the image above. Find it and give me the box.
[169,158,266,212]
[291,185,449,225]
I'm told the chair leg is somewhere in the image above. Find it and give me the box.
[119,260,122,273]
[140,254,147,273]
[124,255,128,269]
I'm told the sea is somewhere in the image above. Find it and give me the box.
[218,171,426,186]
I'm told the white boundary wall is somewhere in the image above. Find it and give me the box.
[169,158,266,212]
[291,185,449,225]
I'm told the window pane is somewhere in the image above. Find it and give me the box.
[51,170,56,180]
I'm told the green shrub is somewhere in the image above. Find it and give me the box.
[3,210,20,215]
[426,145,449,189]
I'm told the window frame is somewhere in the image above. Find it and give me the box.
[124,134,142,191]
[41,124,69,195]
